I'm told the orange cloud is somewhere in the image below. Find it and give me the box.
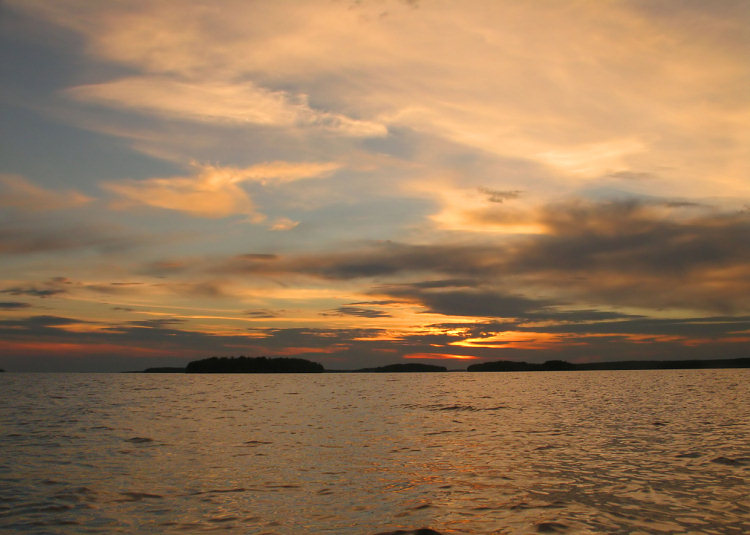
[451,331,566,350]
[103,160,340,219]
[12,0,750,199]
[67,76,387,137]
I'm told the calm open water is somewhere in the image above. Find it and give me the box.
[1,370,748,534]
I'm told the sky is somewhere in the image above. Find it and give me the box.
[1,0,749,371]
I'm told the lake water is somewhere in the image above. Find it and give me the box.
[1,370,748,534]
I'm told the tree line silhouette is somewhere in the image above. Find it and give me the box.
[136,356,749,373]
[184,356,325,373]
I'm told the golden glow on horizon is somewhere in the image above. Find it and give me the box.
[451,331,564,350]
[403,353,479,360]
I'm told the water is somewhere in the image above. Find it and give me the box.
[1,370,748,534]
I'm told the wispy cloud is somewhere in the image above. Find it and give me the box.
[1,278,70,298]
[103,160,340,219]
[0,301,31,310]
[0,223,144,256]
[67,76,386,137]
[325,306,392,319]
[0,174,91,211]
[10,1,749,197]
[478,188,523,204]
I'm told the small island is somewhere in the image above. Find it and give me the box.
[467,360,576,372]
[185,356,324,373]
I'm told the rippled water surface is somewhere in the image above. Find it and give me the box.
[1,370,748,534]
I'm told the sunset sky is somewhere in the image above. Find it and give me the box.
[1,0,749,371]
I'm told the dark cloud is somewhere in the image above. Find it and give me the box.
[406,279,479,289]
[156,281,227,298]
[377,282,640,323]
[478,187,523,203]
[506,200,750,312]
[0,222,145,255]
[327,306,392,318]
[0,301,31,309]
[427,313,750,339]
[662,200,704,208]
[514,200,750,275]
[0,315,81,331]
[209,198,749,314]
[349,300,402,305]
[85,282,145,295]
[531,309,639,322]
[2,287,65,298]
[127,318,186,329]
[245,309,279,318]
[216,242,503,280]
[1,277,72,298]
[383,285,543,318]
[538,315,750,337]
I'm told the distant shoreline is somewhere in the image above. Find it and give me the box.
[466,357,750,372]
[128,356,750,374]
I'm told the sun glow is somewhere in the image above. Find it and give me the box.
[451,331,564,349]
[403,352,479,360]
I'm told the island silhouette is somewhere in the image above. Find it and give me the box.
[467,357,750,372]
[135,356,749,373]
[374,530,443,535]
[184,356,324,373]
[141,360,447,373]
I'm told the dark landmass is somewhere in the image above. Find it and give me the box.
[127,356,749,374]
[0,369,5,372]
[142,367,186,373]
[468,357,750,372]
[351,363,448,373]
[467,359,575,372]
[374,530,443,535]
[121,367,185,373]
[185,356,324,373]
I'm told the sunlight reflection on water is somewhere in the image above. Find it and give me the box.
[1,370,748,534]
